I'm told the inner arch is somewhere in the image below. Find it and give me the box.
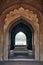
[10,19,33,50]
[8,19,35,59]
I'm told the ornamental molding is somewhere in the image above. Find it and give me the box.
[4,7,39,31]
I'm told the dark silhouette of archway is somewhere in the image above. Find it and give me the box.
[9,19,34,50]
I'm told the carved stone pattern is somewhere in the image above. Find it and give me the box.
[4,7,39,31]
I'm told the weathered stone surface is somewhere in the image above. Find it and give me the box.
[0,0,43,61]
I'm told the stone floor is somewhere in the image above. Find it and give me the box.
[0,50,43,65]
[0,61,43,65]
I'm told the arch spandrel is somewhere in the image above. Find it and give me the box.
[4,7,39,32]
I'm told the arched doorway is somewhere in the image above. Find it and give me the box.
[4,7,39,60]
[8,19,34,59]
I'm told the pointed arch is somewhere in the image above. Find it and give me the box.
[15,31,27,45]
[3,7,39,60]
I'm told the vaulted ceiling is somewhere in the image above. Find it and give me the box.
[0,0,43,15]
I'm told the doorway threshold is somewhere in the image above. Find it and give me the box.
[8,59,35,61]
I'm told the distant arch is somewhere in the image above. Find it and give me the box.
[15,31,27,45]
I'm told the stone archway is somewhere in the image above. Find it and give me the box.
[9,19,33,51]
[8,19,33,59]
[4,7,39,60]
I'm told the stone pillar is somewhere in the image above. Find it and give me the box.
[32,33,35,59]
[40,32,43,61]
[0,19,4,60]
[39,15,43,61]
[34,31,39,61]
[0,27,4,61]
[4,32,9,60]
[0,31,2,60]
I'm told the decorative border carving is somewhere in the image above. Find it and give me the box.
[4,7,39,31]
